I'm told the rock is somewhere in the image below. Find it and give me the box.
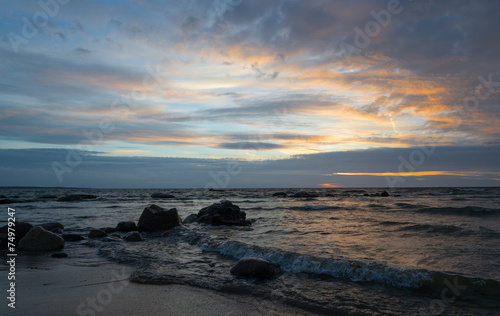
[0,195,6,198]
[123,231,143,242]
[57,194,97,202]
[51,228,64,235]
[196,200,250,226]
[0,222,33,248]
[38,195,58,199]
[272,192,287,197]
[230,258,275,279]
[363,193,370,196]
[151,192,176,199]
[88,229,107,238]
[373,193,381,197]
[41,222,64,232]
[51,252,68,258]
[291,191,319,198]
[110,234,121,238]
[381,190,390,197]
[18,226,65,251]
[62,234,84,242]
[102,227,117,233]
[0,199,17,204]
[183,214,198,224]
[137,204,183,232]
[116,221,137,232]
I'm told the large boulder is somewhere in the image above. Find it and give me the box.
[151,192,176,199]
[57,194,97,202]
[137,204,183,232]
[196,200,250,226]
[17,226,65,251]
[0,222,33,249]
[116,221,137,232]
[230,258,275,279]
[381,190,390,197]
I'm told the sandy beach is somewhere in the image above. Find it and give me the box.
[2,244,312,316]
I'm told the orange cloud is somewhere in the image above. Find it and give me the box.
[333,171,482,177]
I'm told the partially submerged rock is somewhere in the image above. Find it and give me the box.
[116,221,137,232]
[88,229,107,238]
[137,204,183,232]
[182,214,198,224]
[151,192,176,199]
[57,194,97,202]
[272,192,287,197]
[18,226,65,251]
[291,191,319,198]
[51,252,68,258]
[123,231,143,242]
[230,257,275,279]
[195,200,250,226]
[381,190,390,197]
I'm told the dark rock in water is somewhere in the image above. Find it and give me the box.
[123,231,143,242]
[51,252,68,258]
[196,200,250,226]
[183,214,198,224]
[18,226,65,251]
[51,228,64,235]
[151,192,176,199]
[57,194,97,202]
[62,234,84,242]
[41,222,64,232]
[0,199,17,204]
[0,195,6,198]
[116,221,137,232]
[230,257,275,279]
[38,195,58,199]
[291,191,319,198]
[138,204,183,232]
[272,192,287,197]
[381,190,390,197]
[372,193,381,197]
[102,227,117,233]
[0,222,33,247]
[363,193,370,196]
[110,233,121,239]
[88,229,107,238]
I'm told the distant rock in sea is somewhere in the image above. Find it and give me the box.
[230,257,275,279]
[192,200,251,226]
[272,192,287,197]
[51,252,68,258]
[18,226,65,251]
[151,192,176,199]
[38,194,58,199]
[137,204,183,232]
[381,190,390,197]
[291,191,319,198]
[57,194,97,202]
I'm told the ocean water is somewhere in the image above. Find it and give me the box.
[1,187,500,315]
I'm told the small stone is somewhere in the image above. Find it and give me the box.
[88,229,107,238]
[123,231,143,242]
[62,234,84,242]
[116,221,137,232]
[230,258,275,279]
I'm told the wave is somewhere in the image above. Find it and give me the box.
[289,205,340,211]
[198,238,431,288]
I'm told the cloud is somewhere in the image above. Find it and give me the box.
[216,142,286,150]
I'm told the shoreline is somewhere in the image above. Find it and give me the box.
[1,245,318,316]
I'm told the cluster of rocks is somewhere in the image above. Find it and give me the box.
[1,200,274,279]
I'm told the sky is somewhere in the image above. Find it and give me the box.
[0,0,499,188]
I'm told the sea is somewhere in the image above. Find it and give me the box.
[1,187,499,315]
